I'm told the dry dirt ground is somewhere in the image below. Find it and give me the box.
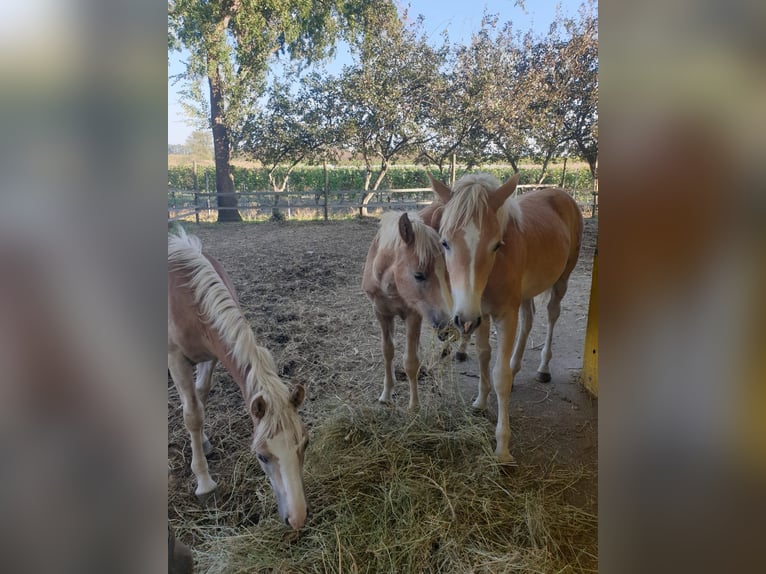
[168,215,598,544]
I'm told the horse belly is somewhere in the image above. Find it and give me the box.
[520,260,567,299]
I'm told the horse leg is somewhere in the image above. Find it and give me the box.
[509,299,535,376]
[376,312,396,404]
[536,278,568,382]
[492,311,519,463]
[472,315,492,409]
[404,312,422,409]
[453,332,469,362]
[195,360,217,456]
[168,351,217,499]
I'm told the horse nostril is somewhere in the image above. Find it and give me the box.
[475,316,482,329]
[454,315,462,327]
[285,516,291,526]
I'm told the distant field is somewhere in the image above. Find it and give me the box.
[168,154,590,172]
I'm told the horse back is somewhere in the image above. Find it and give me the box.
[168,250,239,364]
[510,188,583,297]
[519,187,583,258]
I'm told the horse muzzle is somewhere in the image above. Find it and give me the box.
[430,313,451,337]
[454,314,481,335]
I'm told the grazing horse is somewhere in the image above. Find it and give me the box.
[168,228,309,529]
[432,173,583,462]
[362,211,452,409]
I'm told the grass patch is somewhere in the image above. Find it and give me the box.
[179,403,596,573]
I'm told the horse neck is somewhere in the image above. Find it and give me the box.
[212,330,286,406]
[207,328,250,397]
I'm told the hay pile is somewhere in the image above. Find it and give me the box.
[177,402,596,573]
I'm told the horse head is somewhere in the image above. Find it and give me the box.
[249,384,309,530]
[391,212,452,331]
[435,173,520,335]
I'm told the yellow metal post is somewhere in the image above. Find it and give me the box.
[582,245,598,397]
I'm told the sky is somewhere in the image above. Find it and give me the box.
[168,0,589,145]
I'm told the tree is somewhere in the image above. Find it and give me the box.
[168,0,393,222]
[559,2,598,182]
[523,2,598,184]
[184,130,214,161]
[416,37,482,182]
[335,13,447,216]
[458,16,532,173]
[241,71,338,194]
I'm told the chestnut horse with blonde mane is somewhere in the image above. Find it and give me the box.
[431,173,583,463]
[168,227,309,529]
[362,211,452,409]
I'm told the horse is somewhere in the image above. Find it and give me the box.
[431,173,583,462]
[362,211,452,409]
[168,227,309,529]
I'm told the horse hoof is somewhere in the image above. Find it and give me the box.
[496,452,518,467]
[454,351,468,362]
[471,400,487,411]
[196,486,218,506]
[536,372,552,383]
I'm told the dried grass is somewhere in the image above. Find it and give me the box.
[172,401,596,574]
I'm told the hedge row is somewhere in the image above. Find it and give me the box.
[168,165,594,193]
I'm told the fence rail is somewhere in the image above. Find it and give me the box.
[168,186,598,222]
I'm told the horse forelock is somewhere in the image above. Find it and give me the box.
[249,368,304,447]
[440,173,522,236]
[377,211,442,267]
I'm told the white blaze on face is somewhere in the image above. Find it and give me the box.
[266,431,307,529]
[453,221,481,318]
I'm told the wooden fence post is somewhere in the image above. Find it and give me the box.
[323,160,329,221]
[591,177,598,218]
[560,157,568,187]
[193,161,200,223]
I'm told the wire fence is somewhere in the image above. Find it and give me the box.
[168,185,598,223]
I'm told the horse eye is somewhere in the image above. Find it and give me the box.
[493,242,503,252]
[256,453,269,464]
[413,271,426,282]
[441,240,450,251]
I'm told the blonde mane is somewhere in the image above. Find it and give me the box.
[168,228,301,444]
[439,173,522,235]
[376,211,443,266]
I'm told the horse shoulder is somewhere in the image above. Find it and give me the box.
[168,265,218,364]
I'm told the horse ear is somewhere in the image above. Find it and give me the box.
[290,384,305,408]
[488,173,521,211]
[398,212,415,245]
[430,205,444,231]
[428,174,452,204]
[250,393,267,419]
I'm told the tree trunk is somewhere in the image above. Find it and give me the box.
[537,150,553,184]
[359,158,373,217]
[209,69,241,222]
[360,160,388,217]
